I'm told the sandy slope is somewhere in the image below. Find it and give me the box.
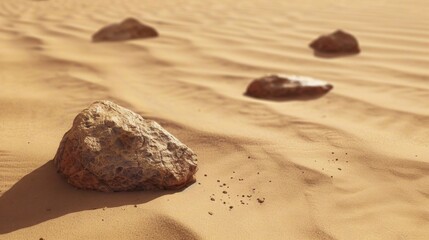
[0,0,428,239]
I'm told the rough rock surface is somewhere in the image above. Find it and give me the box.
[245,75,333,99]
[54,100,198,192]
[309,30,360,55]
[92,18,158,42]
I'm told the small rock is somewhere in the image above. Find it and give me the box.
[222,191,228,194]
[310,30,360,55]
[257,198,265,204]
[210,197,215,201]
[208,211,213,215]
[245,75,333,99]
[92,18,158,42]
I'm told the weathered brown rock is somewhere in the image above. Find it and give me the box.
[245,75,333,99]
[309,30,360,55]
[92,18,158,42]
[54,100,198,192]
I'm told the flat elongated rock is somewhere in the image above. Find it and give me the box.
[245,75,333,99]
[309,30,360,55]
[92,18,158,42]
[54,100,198,192]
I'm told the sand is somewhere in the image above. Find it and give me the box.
[0,0,428,239]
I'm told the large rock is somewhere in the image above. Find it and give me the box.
[92,18,158,42]
[309,30,360,55]
[54,100,198,192]
[245,75,333,99]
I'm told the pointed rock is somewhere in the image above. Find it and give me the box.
[245,75,333,99]
[92,18,158,42]
[54,100,198,191]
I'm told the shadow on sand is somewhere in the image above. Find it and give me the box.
[0,160,176,234]
[243,92,328,102]
[312,50,360,59]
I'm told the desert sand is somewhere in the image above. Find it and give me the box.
[0,0,428,239]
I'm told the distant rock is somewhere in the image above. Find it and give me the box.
[54,100,198,192]
[92,18,158,42]
[309,30,360,55]
[245,75,333,99]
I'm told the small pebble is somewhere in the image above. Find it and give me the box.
[257,198,265,204]
[208,212,213,215]
[338,168,342,171]
[222,191,228,194]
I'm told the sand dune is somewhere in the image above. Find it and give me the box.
[1,0,428,239]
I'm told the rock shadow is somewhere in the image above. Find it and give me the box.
[0,160,177,234]
[243,92,328,102]
[312,50,360,59]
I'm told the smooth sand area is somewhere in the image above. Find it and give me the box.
[0,0,428,239]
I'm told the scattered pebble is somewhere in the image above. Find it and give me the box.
[229,206,234,210]
[338,168,342,171]
[204,174,207,177]
[257,198,265,204]
[134,205,137,208]
[222,191,228,194]
[210,197,215,201]
[217,180,220,182]
[208,211,213,215]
